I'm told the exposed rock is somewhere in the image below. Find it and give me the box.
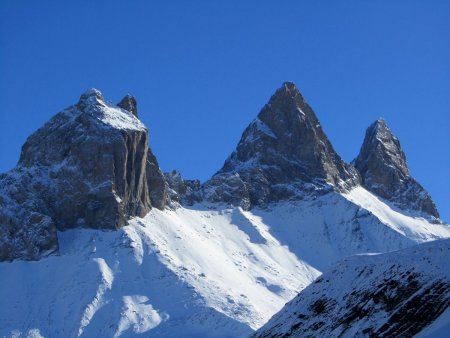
[354,119,439,218]
[203,82,360,209]
[0,89,167,261]
[118,94,138,117]
[147,147,169,210]
[165,170,202,206]
[253,239,450,338]
[117,95,168,209]
[0,170,58,261]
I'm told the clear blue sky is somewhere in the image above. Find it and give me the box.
[1,1,449,220]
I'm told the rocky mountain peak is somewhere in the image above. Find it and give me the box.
[203,82,360,209]
[77,88,105,109]
[354,119,439,218]
[273,81,303,99]
[357,118,409,177]
[0,89,168,261]
[361,118,410,177]
[118,94,138,117]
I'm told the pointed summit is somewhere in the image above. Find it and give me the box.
[118,94,138,117]
[356,118,409,177]
[203,82,360,209]
[81,88,104,99]
[77,88,104,109]
[354,119,439,218]
[272,81,304,100]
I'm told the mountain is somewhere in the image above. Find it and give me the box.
[0,84,448,337]
[0,89,167,261]
[203,82,360,209]
[354,118,439,218]
[253,238,450,338]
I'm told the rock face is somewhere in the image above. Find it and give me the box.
[253,238,450,338]
[0,171,59,262]
[146,147,169,210]
[203,82,360,209]
[118,94,138,117]
[165,170,202,205]
[354,119,439,218]
[0,89,167,261]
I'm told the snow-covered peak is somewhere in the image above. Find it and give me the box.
[78,88,105,105]
[69,87,153,145]
[97,101,145,131]
[75,89,145,131]
[0,89,165,260]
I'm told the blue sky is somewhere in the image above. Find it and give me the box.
[0,1,449,220]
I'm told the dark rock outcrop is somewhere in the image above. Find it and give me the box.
[0,172,59,262]
[203,82,360,209]
[118,94,138,117]
[0,89,167,261]
[165,170,202,206]
[147,148,168,210]
[354,119,439,218]
[253,239,450,338]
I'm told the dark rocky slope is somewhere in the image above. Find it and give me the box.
[354,118,439,218]
[0,89,167,261]
[165,170,202,205]
[253,239,450,338]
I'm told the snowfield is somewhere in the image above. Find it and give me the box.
[1,187,449,337]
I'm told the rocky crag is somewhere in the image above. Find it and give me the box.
[202,82,361,209]
[0,89,167,261]
[354,118,439,218]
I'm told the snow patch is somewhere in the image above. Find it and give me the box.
[114,295,165,337]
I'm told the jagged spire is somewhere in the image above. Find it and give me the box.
[77,88,104,108]
[204,82,360,209]
[354,118,439,218]
[118,94,138,117]
[355,118,409,177]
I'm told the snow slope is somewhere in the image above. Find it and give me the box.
[1,188,449,337]
[344,187,448,240]
[253,238,450,338]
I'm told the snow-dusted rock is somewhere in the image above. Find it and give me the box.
[354,118,439,218]
[203,82,360,209]
[0,89,167,261]
[164,170,202,206]
[254,239,450,338]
